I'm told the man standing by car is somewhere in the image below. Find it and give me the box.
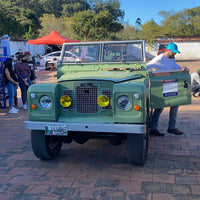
[147,42,188,136]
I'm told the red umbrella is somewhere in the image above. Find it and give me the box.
[28,29,80,45]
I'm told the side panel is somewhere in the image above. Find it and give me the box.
[150,71,191,109]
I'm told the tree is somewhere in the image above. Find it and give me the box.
[0,0,125,39]
[39,14,64,36]
[135,18,142,30]
[159,7,200,37]
[93,0,124,21]
[39,0,63,18]
[0,0,23,37]
[140,20,161,44]
[71,10,95,41]
[94,10,123,40]
[62,0,91,17]
[114,23,139,40]
[71,9,123,41]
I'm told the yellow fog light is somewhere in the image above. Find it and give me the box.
[60,95,72,107]
[97,95,110,107]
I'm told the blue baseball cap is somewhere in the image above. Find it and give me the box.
[166,43,180,53]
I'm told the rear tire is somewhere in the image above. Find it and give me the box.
[31,130,62,160]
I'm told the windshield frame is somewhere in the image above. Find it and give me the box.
[60,40,146,64]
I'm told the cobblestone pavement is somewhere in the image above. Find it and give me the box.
[0,61,200,200]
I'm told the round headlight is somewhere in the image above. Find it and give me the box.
[60,95,72,107]
[117,96,131,110]
[40,95,52,109]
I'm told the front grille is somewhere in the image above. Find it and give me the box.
[62,82,112,113]
[76,83,98,113]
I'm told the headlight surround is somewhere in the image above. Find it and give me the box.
[40,95,52,109]
[117,95,131,110]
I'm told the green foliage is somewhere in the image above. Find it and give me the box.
[39,14,64,37]
[114,23,139,40]
[71,10,123,41]
[71,10,95,41]
[94,0,124,21]
[1,0,200,42]
[62,1,91,17]
[140,20,161,43]
[0,0,22,37]
[24,26,32,39]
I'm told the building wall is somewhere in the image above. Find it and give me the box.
[146,41,200,60]
[10,40,46,58]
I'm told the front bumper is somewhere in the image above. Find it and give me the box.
[24,121,146,134]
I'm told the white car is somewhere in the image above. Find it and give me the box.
[40,51,81,69]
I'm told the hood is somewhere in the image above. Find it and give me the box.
[59,71,144,83]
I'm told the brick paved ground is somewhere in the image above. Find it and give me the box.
[0,60,200,200]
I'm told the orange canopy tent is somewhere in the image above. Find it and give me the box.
[28,29,80,45]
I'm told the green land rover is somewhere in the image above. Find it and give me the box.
[25,40,191,165]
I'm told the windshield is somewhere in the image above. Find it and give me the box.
[61,40,145,64]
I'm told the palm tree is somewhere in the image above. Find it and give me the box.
[135,18,142,30]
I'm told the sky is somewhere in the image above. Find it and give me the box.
[120,0,200,26]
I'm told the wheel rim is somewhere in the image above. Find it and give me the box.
[46,136,61,154]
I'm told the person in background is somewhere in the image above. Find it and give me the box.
[147,42,188,136]
[11,55,17,68]
[191,69,200,97]
[3,58,19,114]
[15,55,32,110]
[15,49,23,62]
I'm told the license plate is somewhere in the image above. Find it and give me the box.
[45,125,68,136]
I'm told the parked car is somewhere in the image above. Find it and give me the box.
[40,51,60,69]
[25,40,191,165]
[40,51,95,70]
[40,51,81,70]
[157,43,168,55]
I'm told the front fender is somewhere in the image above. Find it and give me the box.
[113,81,148,123]
[27,83,60,121]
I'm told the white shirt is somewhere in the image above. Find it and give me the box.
[191,72,200,85]
[191,72,200,91]
[147,54,181,72]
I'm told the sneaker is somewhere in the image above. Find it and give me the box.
[150,129,165,136]
[23,104,27,110]
[13,107,19,112]
[167,128,183,135]
[9,108,18,114]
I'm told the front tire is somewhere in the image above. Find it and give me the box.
[45,62,51,70]
[126,106,150,165]
[31,130,62,160]
[126,133,148,165]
